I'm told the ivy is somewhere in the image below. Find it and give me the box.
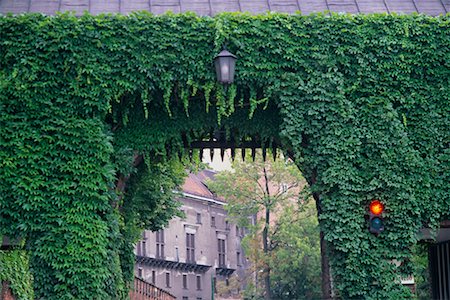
[0,11,449,299]
[0,249,33,300]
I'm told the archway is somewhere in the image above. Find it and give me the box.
[1,12,449,299]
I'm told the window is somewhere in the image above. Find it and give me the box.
[165,272,171,287]
[151,270,156,284]
[136,239,147,256]
[183,274,188,289]
[237,251,241,266]
[211,216,215,227]
[196,275,202,290]
[225,220,230,230]
[197,298,202,300]
[156,230,165,259]
[142,240,146,257]
[281,183,288,193]
[236,225,239,236]
[182,297,188,300]
[138,267,143,278]
[136,241,142,256]
[186,233,195,263]
[196,213,201,224]
[218,239,226,267]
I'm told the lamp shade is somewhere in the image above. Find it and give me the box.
[214,49,237,84]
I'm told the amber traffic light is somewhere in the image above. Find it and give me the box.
[369,199,384,234]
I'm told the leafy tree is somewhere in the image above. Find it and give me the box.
[208,154,321,299]
[269,202,321,299]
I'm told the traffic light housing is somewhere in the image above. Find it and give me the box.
[369,199,384,234]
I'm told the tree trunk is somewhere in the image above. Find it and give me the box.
[320,231,333,299]
[307,166,332,300]
[264,268,271,300]
[313,191,333,299]
[262,166,272,300]
[296,139,333,299]
[262,207,272,300]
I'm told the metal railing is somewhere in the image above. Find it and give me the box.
[129,276,176,300]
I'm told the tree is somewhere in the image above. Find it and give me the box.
[208,154,321,299]
[269,202,321,299]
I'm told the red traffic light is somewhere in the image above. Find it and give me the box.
[369,200,385,234]
[369,200,384,216]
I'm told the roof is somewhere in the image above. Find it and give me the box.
[0,0,448,16]
[181,169,218,200]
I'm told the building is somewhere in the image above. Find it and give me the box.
[135,170,248,300]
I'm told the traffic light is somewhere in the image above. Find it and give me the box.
[369,199,384,234]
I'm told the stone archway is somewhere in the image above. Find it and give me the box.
[1,11,449,300]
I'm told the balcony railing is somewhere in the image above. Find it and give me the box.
[136,256,211,273]
[129,276,175,300]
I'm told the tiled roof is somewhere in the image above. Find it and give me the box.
[0,0,448,16]
[181,170,217,199]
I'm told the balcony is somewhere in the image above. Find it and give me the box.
[216,267,235,277]
[136,256,211,273]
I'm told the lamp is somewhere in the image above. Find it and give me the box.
[214,48,237,85]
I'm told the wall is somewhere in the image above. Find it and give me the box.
[1,282,16,300]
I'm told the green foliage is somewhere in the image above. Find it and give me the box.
[209,154,304,226]
[0,250,33,300]
[0,13,118,298]
[241,201,322,300]
[112,91,281,157]
[123,157,185,232]
[0,11,449,299]
[270,202,321,300]
[269,14,450,298]
[412,243,431,299]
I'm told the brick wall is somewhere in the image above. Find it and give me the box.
[1,281,16,300]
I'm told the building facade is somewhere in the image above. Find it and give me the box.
[135,170,248,300]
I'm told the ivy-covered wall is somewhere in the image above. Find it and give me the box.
[0,250,33,299]
[0,12,449,299]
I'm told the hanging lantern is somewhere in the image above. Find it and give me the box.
[214,49,237,84]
